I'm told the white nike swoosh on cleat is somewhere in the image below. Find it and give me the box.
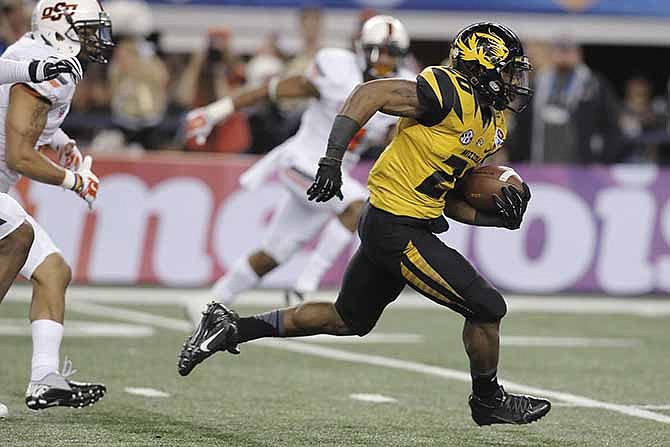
[199,327,227,352]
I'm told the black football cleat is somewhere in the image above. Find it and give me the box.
[178,301,240,377]
[469,386,551,426]
[25,360,106,410]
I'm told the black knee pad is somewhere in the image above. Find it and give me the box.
[464,277,507,322]
[334,298,374,337]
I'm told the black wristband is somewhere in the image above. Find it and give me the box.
[28,60,39,83]
[474,210,506,228]
[325,115,361,162]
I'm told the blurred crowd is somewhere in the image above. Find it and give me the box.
[2,0,669,164]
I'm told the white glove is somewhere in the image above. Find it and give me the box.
[183,97,234,145]
[57,141,83,171]
[29,56,83,83]
[61,156,99,208]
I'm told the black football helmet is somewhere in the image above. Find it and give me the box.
[450,22,533,112]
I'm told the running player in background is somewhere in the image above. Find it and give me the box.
[0,0,112,410]
[184,15,415,305]
[179,22,551,427]
[0,55,82,85]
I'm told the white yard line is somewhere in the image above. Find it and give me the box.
[349,393,397,403]
[78,300,669,425]
[110,303,670,424]
[634,405,670,410]
[0,319,154,337]
[300,333,423,344]
[554,403,670,411]
[501,336,640,348]
[6,285,670,317]
[67,301,192,332]
[255,339,670,424]
[124,387,170,398]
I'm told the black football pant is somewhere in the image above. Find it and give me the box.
[334,203,507,336]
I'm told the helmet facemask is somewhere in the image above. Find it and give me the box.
[362,43,406,78]
[499,55,533,112]
[356,15,409,80]
[64,11,114,64]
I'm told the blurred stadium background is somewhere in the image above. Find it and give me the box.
[1,0,670,446]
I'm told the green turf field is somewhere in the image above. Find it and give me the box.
[1,287,669,446]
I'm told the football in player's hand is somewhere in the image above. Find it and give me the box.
[462,165,524,212]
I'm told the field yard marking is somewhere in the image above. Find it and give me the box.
[76,300,670,425]
[349,394,397,403]
[6,285,670,317]
[553,403,670,410]
[124,387,170,398]
[634,405,670,410]
[302,333,423,344]
[254,339,670,424]
[501,336,640,348]
[0,319,155,337]
[67,302,192,332]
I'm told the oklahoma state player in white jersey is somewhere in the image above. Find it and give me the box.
[179,22,552,428]
[183,16,415,306]
[0,0,112,410]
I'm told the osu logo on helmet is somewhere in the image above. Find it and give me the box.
[41,2,78,21]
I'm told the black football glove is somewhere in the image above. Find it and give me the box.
[492,183,531,230]
[307,157,344,202]
[29,57,83,83]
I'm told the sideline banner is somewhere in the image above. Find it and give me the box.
[11,154,670,294]
[146,0,670,18]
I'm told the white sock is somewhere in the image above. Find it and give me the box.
[212,257,261,305]
[31,319,64,382]
[294,218,355,294]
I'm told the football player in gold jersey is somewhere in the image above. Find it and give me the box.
[177,22,550,426]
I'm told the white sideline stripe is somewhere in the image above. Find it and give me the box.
[124,387,170,398]
[254,339,670,424]
[0,319,154,337]
[350,393,397,403]
[181,300,670,424]
[68,302,192,332]
[550,403,670,411]
[5,285,670,317]
[303,333,423,344]
[501,336,640,348]
[635,405,670,410]
[74,300,670,425]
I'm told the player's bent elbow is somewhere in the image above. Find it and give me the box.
[5,151,32,174]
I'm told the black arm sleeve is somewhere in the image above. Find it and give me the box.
[324,114,361,162]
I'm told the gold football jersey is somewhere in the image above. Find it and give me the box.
[368,66,507,219]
